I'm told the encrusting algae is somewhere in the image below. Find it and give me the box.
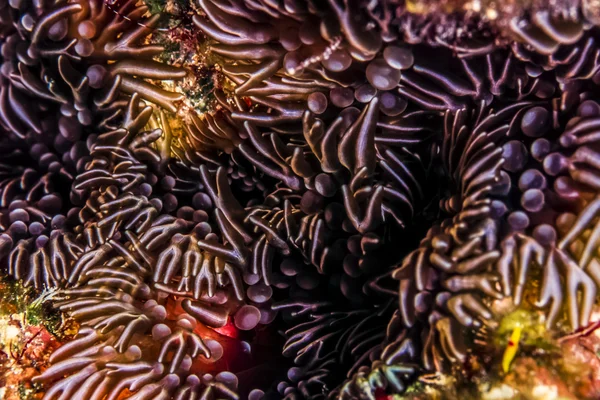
[0,278,77,400]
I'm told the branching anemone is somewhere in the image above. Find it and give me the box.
[509,9,600,82]
[2,1,600,400]
[27,95,279,399]
[340,70,600,400]
[0,124,86,289]
[0,0,185,139]
[187,1,600,398]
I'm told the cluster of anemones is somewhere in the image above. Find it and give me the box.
[2,0,600,399]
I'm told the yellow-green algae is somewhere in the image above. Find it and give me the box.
[390,300,600,400]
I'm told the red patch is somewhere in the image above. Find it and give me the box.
[213,318,239,339]
[375,388,389,400]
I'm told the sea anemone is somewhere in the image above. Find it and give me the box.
[30,94,273,399]
[2,1,600,399]
[0,0,185,139]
